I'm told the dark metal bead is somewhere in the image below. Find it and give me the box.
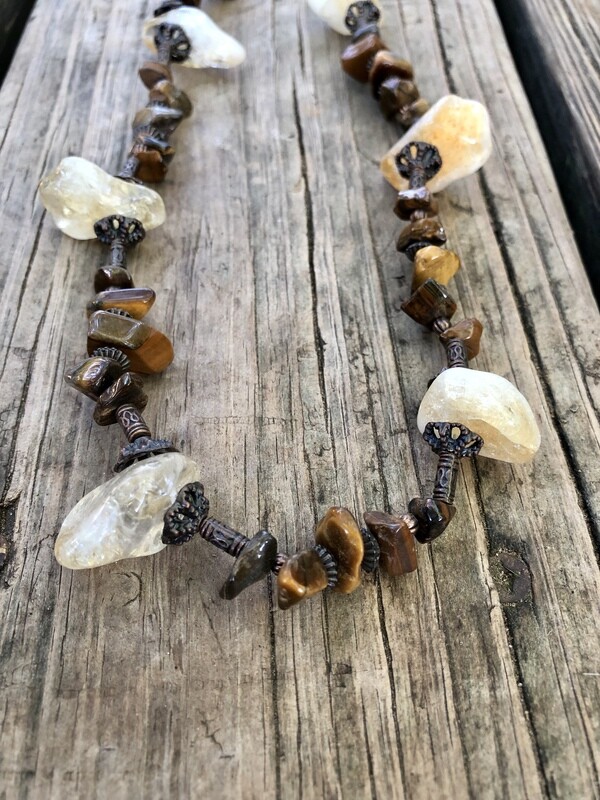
[94,215,146,247]
[422,421,484,458]
[162,482,209,545]
[92,347,131,370]
[313,544,339,589]
[154,23,192,63]
[345,1,381,40]
[359,527,380,572]
[220,530,279,599]
[113,436,178,472]
[395,141,442,188]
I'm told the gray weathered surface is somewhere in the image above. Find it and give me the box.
[495,0,600,295]
[0,0,599,798]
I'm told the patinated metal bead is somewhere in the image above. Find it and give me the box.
[363,511,418,576]
[409,497,456,543]
[220,530,279,599]
[315,507,364,594]
[277,550,329,610]
[401,279,457,328]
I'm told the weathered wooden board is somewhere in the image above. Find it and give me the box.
[495,0,600,297]
[0,0,598,798]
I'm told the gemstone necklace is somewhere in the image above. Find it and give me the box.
[38,0,540,609]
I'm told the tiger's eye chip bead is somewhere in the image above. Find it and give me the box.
[315,507,364,593]
[277,550,329,610]
[401,279,457,328]
[363,511,418,576]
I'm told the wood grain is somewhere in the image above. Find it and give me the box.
[495,0,600,296]
[0,0,598,798]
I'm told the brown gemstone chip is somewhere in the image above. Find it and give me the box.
[94,267,134,293]
[341,33,387,83]
[409,497,456,543]
[401,279,457,328]
[363,511,417,576]
[393,187,438,221]
[412,246,461,290]
[396,218,447,254]
[379,76,420,119]
[87,287,156,320]
[139,60,173,89]
[440,318,483,360]
[277,550,328,610]
[368,50,414,98]
[315,507,364,594]
[64,356,125,401]
[87,311,174,374]
[93,372,148,426]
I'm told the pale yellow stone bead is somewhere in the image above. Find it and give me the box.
[380,95,492,192]
[307,0,383,35]
[143,7,245,69]
[417,367,541,463]
[38,157,166,240]
[412,246,461,290]
[55,453,201,569]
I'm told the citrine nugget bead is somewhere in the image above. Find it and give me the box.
[412,246,461,290]
[277,550,328,610]
[87,287,156,319]
[87,311,174,374]
[363,511,417,576]
[401,279,457,328]
[341,33,386,82]
[94,267,134,293]
[64,356,125,401]
[315,507,364,594]
[439,318,483,360]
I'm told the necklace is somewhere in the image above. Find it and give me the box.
[38,0,540,610]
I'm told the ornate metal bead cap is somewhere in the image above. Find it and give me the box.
[154,23,192,63]
[162,481,209,545]
[94,215,146,247]
[395,141,443,187]
[422,421,484,458]
[114,436,179,472]
[345,1,381,40]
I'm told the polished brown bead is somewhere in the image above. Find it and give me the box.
[412,246,461,290]
[393,187,438,221]
[396,218,447,254]
[401,279,457,328]
[139,60,173,89]
[93,372,148,426]
[87,287,156,320]
[440,318,483,360]
[150,80,193,117]
[315,507,363,594]
[379,76,420,119]
[94,267,134,293]
[409,498,456,543]
[64,356,124,401]
[363,511,417,576]
[341,33,387,83]
[87,311,174,374]
[369,50,413,98]
[277,550,328,610]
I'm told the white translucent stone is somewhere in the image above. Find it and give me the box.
[143,7,245,68]
[417,368,541,463]
[55,453,201,569]
[38,157,166,240]
[380,95,492,192]
[307,0,382,35]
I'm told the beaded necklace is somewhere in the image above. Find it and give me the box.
[38,0,540,610]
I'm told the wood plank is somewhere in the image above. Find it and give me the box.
[495,0,600,296]
[0,0,598,798]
